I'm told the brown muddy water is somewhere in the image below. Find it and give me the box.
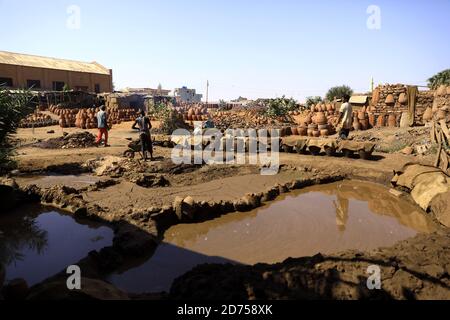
[0,205,113,286]
[109,180,439,293]
[16,174,104,189]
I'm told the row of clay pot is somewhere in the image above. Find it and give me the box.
[423,107,448,122]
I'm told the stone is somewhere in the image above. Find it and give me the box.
[401,146,414,155]
[261,186,280,202]
[173,196,197,220]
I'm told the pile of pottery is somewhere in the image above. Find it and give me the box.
[183,106,209,121]
[58,109,79,128]
[108,108,136,124]
[75,108,99,129]
[19,112,58,128]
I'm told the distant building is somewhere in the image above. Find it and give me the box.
[0,51,113,93]
[174,86,203,103]
[123,87,171,96]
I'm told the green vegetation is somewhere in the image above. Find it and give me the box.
[0,86,32,172]
[427,69,450,89]
[264,96,298,117]
[305,96,323,108]
[325,85,353,102]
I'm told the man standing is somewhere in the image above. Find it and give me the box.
[132,110,153,161]
[96,105,110,147]
[337,95,353,140]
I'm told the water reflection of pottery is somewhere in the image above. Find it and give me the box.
[388,114,397,127]
[423,107,433,122]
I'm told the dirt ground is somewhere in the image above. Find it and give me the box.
[4,123,450,300]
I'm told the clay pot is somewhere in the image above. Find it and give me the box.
[314,112,327,125]
[320,129,329,136]
[398,93,408,105]
[353,120,360,131]
[307,129,314,137]
[298,127,307,136]
[372,88,380,104]
[385,94,395,105]
[360,119,369,130]
[59,118,66,128]
[313,130,320,137]
[357,111,367,120]
[377,114,386,127]
[368,113,376,127]
[304,114,312,124]
[388,114,397,127]
[423,107,433,122]
[291,127,298,135]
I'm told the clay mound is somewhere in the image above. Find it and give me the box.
[32,132,97,149]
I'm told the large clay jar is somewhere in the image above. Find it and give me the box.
[320,129,329,136]
[353,118,360,131]
[398,93,408,105]
[313,130,320,137]
[315,112,327,125]
[291,127,298,135]
[388,114,397,127]
[423,107,433,122]
[357,111,367,120]
[385,94,395,105]
[372,88,380,104]
[59,118,66,128]
[377,114,386,127]
[368,113,376,127]
[360,119,369,130]
[304,114,312,125]
[299,127,307,136]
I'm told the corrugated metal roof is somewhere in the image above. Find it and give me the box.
[0,51,110,75]
[350,95,368,104]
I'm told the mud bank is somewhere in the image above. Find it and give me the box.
[2,153,450,300]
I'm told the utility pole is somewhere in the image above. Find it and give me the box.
[206,80,209,104]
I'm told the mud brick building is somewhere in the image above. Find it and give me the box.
[0,51,113,93]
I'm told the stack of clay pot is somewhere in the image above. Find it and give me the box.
[387,113,398,127]
[313,111,328,136]
[108,108,136,124]
[75,108,99,129]
[58,109,77,128]
[19,112,58,128]
[184,106,208,121]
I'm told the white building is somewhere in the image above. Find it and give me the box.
[174,86,203,103]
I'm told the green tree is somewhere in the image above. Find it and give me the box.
[305,96,323,107]
[0,86,32,172]
[325,85,353,101]
[265,96,298,117]
[427,69,450,89]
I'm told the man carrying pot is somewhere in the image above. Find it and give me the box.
[96,105,110,147]
[337,95,353,140]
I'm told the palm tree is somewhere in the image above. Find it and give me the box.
[427,69,450,89]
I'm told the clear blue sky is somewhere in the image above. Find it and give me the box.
[1,0,449,101]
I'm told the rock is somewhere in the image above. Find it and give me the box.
[173,196,196,220]
[3,278,29,300]
[233,198,252,212]
[430,190,450,227]
[27,278,129,300]
[261,186,280,202]
[242,193,261,209]
[401,146,414,155]
[389,189,404,197]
